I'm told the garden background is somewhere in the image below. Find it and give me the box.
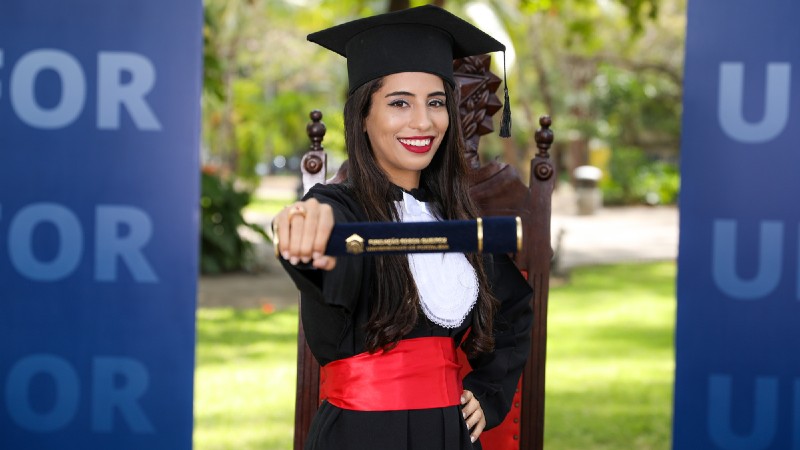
[196,0,685,448]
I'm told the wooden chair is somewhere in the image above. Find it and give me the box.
[294,54,555,450]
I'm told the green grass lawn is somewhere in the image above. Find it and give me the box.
[544,262,676,450]
[194,308,299,449]
[245,197,294,218]
[194,262,676,449]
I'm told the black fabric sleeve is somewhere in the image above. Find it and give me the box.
[461,254,534,430]
[277,183,366,314]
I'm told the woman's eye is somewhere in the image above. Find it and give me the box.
[429,99,446,107]
[389,100,409,108]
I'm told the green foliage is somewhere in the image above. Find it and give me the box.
[200,170,268,274]
[200,0,683,185]
[617,0,661,33]
[600,147,679,205]
[202,7,224,101]
[231,79,269,182]
[600,146,645,204]
[201,0,350,180]
[583,32,682,207]
[520,0,661,35]
[631,160,680,205]
[592,64,682,149]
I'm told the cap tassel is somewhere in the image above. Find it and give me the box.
[500,86,512,138]
[499,51,512,138]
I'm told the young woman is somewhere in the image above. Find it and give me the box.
[273,6,533,449]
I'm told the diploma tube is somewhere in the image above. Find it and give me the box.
[326,216,522,255]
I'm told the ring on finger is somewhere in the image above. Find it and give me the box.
[287,204,307,220]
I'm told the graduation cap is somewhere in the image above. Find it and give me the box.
[308,5,512,137]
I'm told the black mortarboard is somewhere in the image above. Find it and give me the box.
[308,5,512,137]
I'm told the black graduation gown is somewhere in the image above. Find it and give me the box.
[280,183,533,450]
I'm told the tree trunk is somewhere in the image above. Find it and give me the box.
[388,0,409,11]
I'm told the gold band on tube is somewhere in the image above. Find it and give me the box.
[515,216,522,252]
[477,217,484,253]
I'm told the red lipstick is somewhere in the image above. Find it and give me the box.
[398,136,434,154]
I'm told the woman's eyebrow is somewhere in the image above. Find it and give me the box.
[384,90,446,98]
[385,91,414,98]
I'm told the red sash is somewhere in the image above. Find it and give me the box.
[320,336,463,411]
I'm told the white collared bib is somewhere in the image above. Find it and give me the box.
[396,191,479,328]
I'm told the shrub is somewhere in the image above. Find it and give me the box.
[200,168,268,273]
[632,161,680,205]
[600,147,680,205]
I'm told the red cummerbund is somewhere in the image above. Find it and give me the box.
[320,336,463,411]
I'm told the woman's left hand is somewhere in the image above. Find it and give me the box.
[461,389,486,443]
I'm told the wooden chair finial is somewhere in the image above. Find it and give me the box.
[533,116,555,181]
[535,115,554,158]
[301,110,328,192]
[307,110,326,152]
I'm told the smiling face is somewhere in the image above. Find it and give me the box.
[364,72,449,190]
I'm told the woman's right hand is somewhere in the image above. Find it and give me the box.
[273,198,337,270]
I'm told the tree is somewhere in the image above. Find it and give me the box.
[464,0,685,184]
[203,0,350,181]
[201,0,684,193]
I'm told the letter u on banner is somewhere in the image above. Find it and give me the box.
[718,62,792,144]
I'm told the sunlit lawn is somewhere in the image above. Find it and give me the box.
[545,262,676,450]
[245,197,293,218]
[194,262,676,449]
[194,308,298,449]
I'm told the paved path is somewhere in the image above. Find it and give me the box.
[552,205,678,272]
[198,179,679,310]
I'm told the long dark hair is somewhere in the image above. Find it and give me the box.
[344,76,498,358]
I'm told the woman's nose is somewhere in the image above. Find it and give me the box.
[409,106,433,131]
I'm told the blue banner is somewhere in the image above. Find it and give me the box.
[0,1,201,448]
[675,1,800,449]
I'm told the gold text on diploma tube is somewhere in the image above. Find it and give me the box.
[362,236,450,253]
